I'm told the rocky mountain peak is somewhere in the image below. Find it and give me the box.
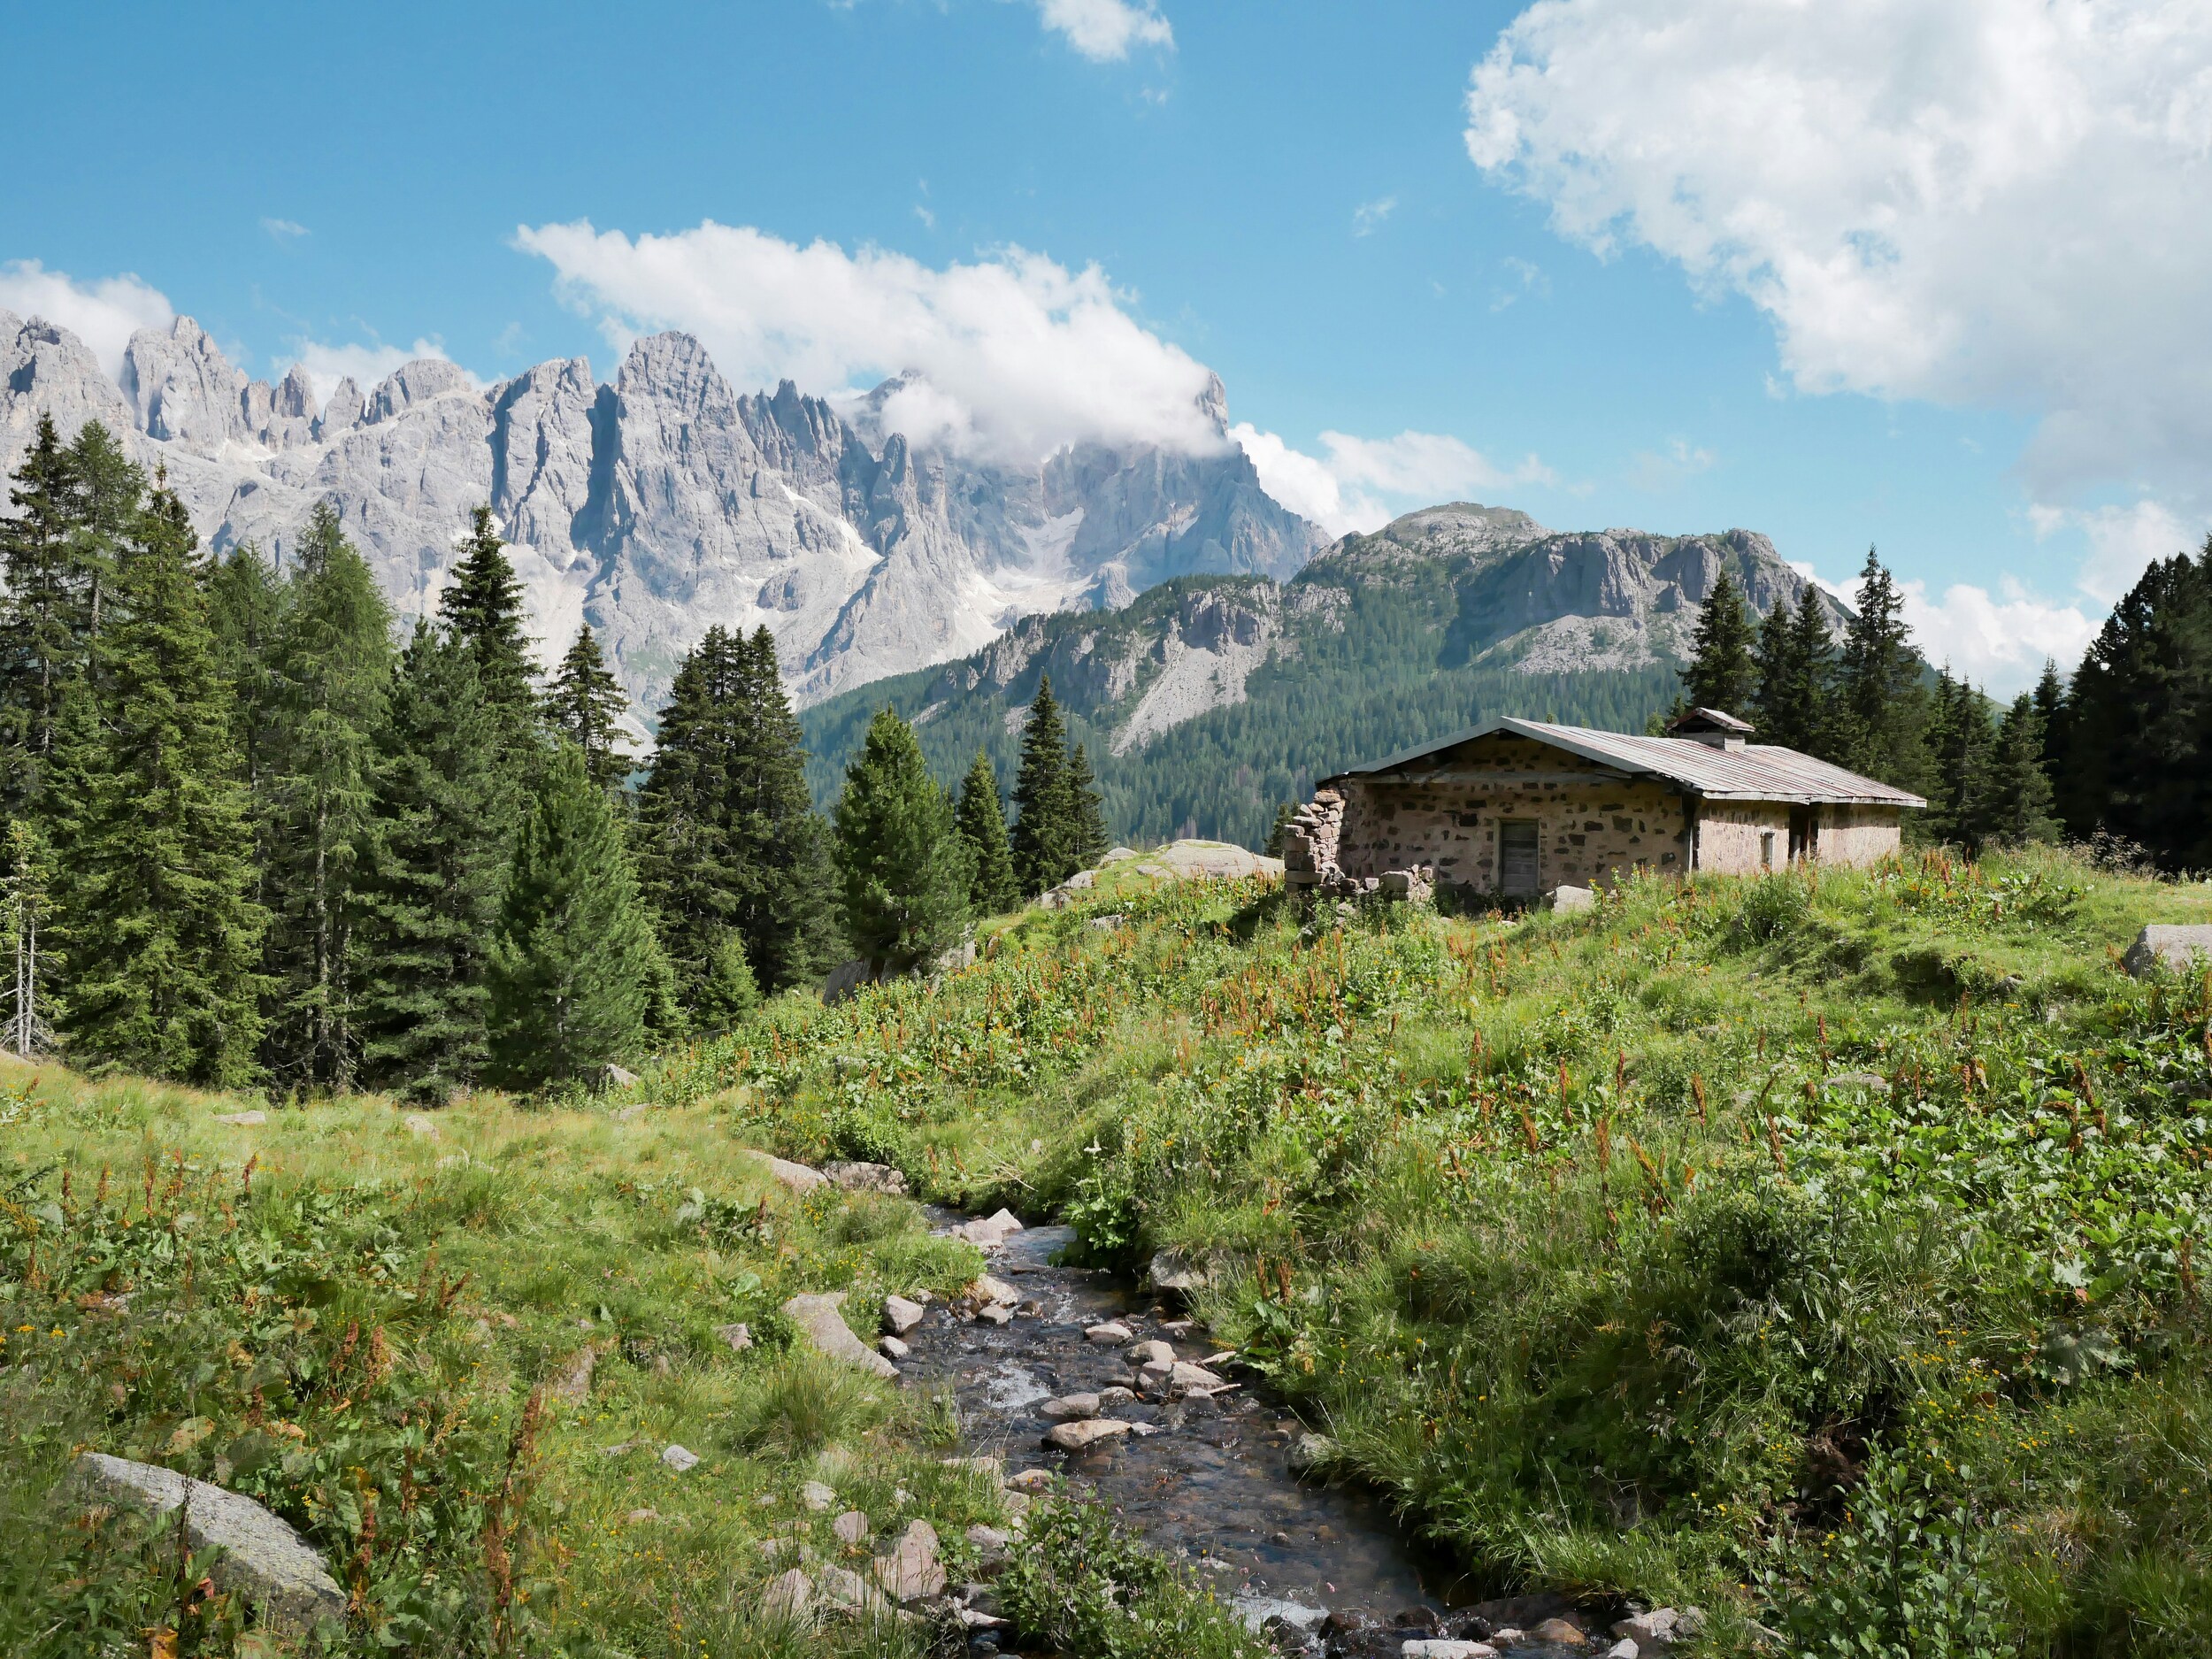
[0,309,1326,721]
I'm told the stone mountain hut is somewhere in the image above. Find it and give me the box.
[1282,709,1925,903]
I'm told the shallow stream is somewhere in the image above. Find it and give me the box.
[905,1214,1608,1657]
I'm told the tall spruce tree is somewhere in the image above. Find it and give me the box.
[1010,674,1075,895]
[487,742,669,1088]
[2032,660,2069,799]
[832,709,972,971]
[541,623,634,790]
[1927,671,1994,849]
[0,416,92,826]
[1067,742,1109,870]
[1682,567,1759,716]
[258,505,394,1091]
[352,624,504,1102]
[206,541,289,857]
[438,506,540,764]
[636,626,835,1008]
[1834,547,1934,792]
[1752,583,1837,754]
[1986,693,2061,847]
[954,749,1020,916]
[2056,540,2212,864]
[52,485,267,1085]
[65,423,146,645]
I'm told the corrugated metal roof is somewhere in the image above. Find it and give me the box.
[1325,716,1927,807]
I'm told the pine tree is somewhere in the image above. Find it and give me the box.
[636,626,836,1008]
[1067,741,1109,870]
[1750,596,1801,749]
[487,742,669,1089]
[438,506,539,750]
[832,709,972,971]
[1263,802,1296,858]
[206,541,289,855]
[258,505,394,1091]
[954,749,1020,915]
[1927,671,1994,849]
[541,623,634,790]
[52,486,267,1085]
[1835,547,1934,792]
[1010,675,1075,895]
[1985,693,2061,847]
[732,626,837,987]
[1682,567,1759,717]
[2057,540,2212,865]
[0,416,90,825]
[2032,660,2070,825]
[352,624,504,1102]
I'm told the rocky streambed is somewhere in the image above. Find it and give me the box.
[895,1209,1699,1659]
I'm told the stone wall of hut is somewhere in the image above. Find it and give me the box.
[1326,738,1689,896]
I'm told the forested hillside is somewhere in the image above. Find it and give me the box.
[800,504,1826,848]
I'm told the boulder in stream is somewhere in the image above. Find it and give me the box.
[883,1294,926,1335]
[784,1292,899,1379]
[1041,1393,1102,1421]
[1084,1320,1133,1343]
[1125,1338,1175,1366]
[1045,1417,1133,1452]
[946,1209,1025,1248]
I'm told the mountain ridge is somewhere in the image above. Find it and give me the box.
[799,503,1851,847]
[0,311,1325,719]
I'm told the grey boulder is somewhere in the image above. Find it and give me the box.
[784,1292,899,1379]
[68,1453,344,1635]
[2125,925,2212,978]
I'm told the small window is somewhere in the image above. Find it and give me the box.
[1761,831,1776,869]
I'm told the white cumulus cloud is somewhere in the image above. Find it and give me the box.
[1465,0,2212,617]
[1233,423,1550,536]
[515,219,1227,463]
[1034,0,1172,60]
[290,337,461,406]
[1893,577,2102,693]
[0,260,175,380]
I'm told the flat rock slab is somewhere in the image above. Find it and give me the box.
[1084,1320,1133,1344]
[872,1518,946,1601]
[784,1292,899,1379]
[70,1453,344,1635]
[1041,1393,1101,1421]
[1168,1361,1227,1395]
[1045,1417,1133,1452]
[2126,925,2212,977]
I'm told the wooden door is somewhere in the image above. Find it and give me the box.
[1500,819,1540,897]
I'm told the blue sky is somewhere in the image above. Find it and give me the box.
[6,0,2208,692]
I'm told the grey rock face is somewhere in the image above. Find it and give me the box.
[2125,926,2212,978]
[68,1452,345,1635]
[0,310,1325,726]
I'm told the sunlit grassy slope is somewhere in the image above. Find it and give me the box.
[8,847,2212,1657]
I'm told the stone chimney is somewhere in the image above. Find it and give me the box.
[1669,707,1755,751]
